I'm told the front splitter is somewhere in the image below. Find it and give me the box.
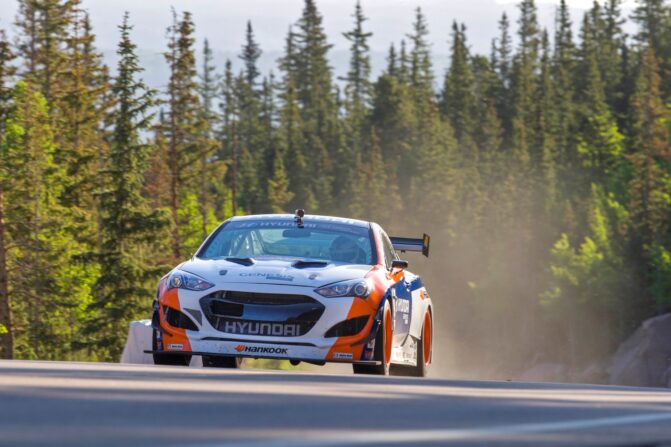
[143,350,381,365]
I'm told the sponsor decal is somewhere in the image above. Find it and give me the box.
[396,299,410,313]
[234,345,288,355]
[333,352,353,360]
[239,272,294,282]
[223,320,301,336]
[267,274,294,282]
[167,343,184,351]
[396,298,410,324]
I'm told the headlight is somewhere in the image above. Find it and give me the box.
[315,279,372,298]
[167,269,214,291]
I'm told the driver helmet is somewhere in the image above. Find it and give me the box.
[329,236,360,263]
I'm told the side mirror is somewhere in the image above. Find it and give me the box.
[391,260,409,271]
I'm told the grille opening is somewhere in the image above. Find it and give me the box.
[210,300,244,317]
[325,316,369,338]
[207,290,315,305]
[200,291,325,337]
[163,306,198,331]
[290,308,323,323]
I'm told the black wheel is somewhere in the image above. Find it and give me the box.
[202,355,242,368]
[152,329,191,366]
[353,300,392,376]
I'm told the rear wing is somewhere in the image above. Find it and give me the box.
[390,234,430,258]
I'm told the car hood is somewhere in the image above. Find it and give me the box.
[178,258,373,288]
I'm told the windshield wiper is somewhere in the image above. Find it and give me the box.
[225,257,256,266]
[293,260,329,269]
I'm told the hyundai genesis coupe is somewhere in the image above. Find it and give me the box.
[148,210,433,376]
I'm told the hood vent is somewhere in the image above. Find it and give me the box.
[293,260,328,269]
[225,257,255,266]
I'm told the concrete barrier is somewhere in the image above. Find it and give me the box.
[120,320,202,367]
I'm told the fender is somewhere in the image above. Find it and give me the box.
[356,287,393,360]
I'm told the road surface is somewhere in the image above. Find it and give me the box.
[1,360,671,446]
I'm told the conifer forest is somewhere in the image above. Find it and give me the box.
[1,0,671,378]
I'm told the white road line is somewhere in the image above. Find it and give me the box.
[198,412,671,446]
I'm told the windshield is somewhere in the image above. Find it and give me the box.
[198,219,375,265]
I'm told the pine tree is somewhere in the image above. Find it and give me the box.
[0,30,15,358]
[0,81,78,359]
[371,62,415,198]
[237,22,264,213]
[259,72,278,190]
[553,0,576,171]
[510,0,540,170]
[601,0,627,116]
[442,22,476,141]
[631,0,670,55]
[537,30,559,213]
[407,7,433,96]
[163,10,209,258]
[471,55,504,159]
[267,148,294,213]
[199,39,219,126]
[442,22,482,227]
[292,0,338,210]
[398,39,411,84]
[14,0,74,106]
[90,13,169,359]
[278,29,315,210]
[632,0,671,97]
[576,15,623,181]
[195,38,220,237]
[15,0,109,258]
[219,59,239,215]
[386,43,398,79]
[144,109,172,210]
[241,21,262,88]
[493,12,513,136]
[339,1,373,210]
[627,47,670,244]
[59,8,110,211]
[342,0,372,116]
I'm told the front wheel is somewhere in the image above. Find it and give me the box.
[152,329,191,366]
[353,300,392,375]
[202,355,242,368]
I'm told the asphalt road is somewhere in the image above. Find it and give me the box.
[1,360,671,447]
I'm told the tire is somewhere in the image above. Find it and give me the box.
[152,328,191,366]
[410,312,432,377]
[203,355,242,368]
[353,300,392,375]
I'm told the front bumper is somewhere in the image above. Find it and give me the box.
[155,281,379,363]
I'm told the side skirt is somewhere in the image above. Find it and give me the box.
[391,336,418,366]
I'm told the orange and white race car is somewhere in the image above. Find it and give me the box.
[149,211,433,376]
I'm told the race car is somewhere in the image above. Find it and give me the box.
[148,210,433,376]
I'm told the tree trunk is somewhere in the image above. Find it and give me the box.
[0,188,13,359]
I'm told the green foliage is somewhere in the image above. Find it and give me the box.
[4,0,671,375]
[542,186,628,363]
[88,14,169,359]
[1,80,90,360]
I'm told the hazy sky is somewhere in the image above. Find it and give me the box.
[0,0,638,87]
